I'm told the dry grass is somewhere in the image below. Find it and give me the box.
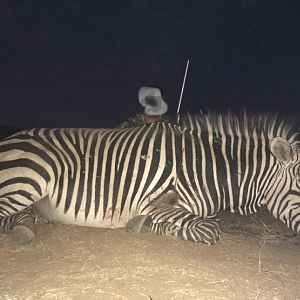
[1,209,300,300]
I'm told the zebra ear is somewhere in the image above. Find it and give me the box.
[270,137,293,163]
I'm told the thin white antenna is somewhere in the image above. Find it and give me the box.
[176,59,190,123]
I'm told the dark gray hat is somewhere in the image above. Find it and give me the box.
[138,86,168,116]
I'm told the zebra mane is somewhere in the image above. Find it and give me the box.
[179,111,300,145]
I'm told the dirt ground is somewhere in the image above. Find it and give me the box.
[1,208,299,300]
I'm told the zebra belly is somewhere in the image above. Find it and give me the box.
[34,196,135,229]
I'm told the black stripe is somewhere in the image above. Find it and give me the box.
[84,132,98,220]
[0,177,42,197]
[0,159,50,183]
[62,131,80,213]
[94,131,111,218]
[104,130,125,219]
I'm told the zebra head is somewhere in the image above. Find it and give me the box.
[265,136,300,233]
[179,112,300,235]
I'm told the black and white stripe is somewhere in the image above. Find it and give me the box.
[0,112,300,244]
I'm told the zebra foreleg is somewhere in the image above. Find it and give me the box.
[0,206,36,244]
[126,209,222,245]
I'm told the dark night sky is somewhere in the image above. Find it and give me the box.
[1,0,300,128]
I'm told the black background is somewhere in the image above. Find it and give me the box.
[1,1,299,128]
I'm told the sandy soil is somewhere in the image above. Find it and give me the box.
[1,208,299,300]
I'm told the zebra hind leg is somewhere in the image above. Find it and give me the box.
[153,215,221,245]
[127,209,222,245]
[173,216,221,245]
[1,206,36,245]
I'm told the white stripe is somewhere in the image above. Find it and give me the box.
[206,118,219,212]
[128,124,156,212]
[238,128,250,213]
[246,133,258,213]
[195,120,214,216]
[219,118,234,211]
[181,129,203,215]
[140,124,168,203]
[107,130,131,219]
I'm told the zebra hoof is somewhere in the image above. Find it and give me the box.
[126,215,152,233]
[11,225,36,245]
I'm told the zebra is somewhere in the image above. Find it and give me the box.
[0,112,300,245]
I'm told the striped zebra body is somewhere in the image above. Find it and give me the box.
[0,125,175,228]
[1,112,300,244]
